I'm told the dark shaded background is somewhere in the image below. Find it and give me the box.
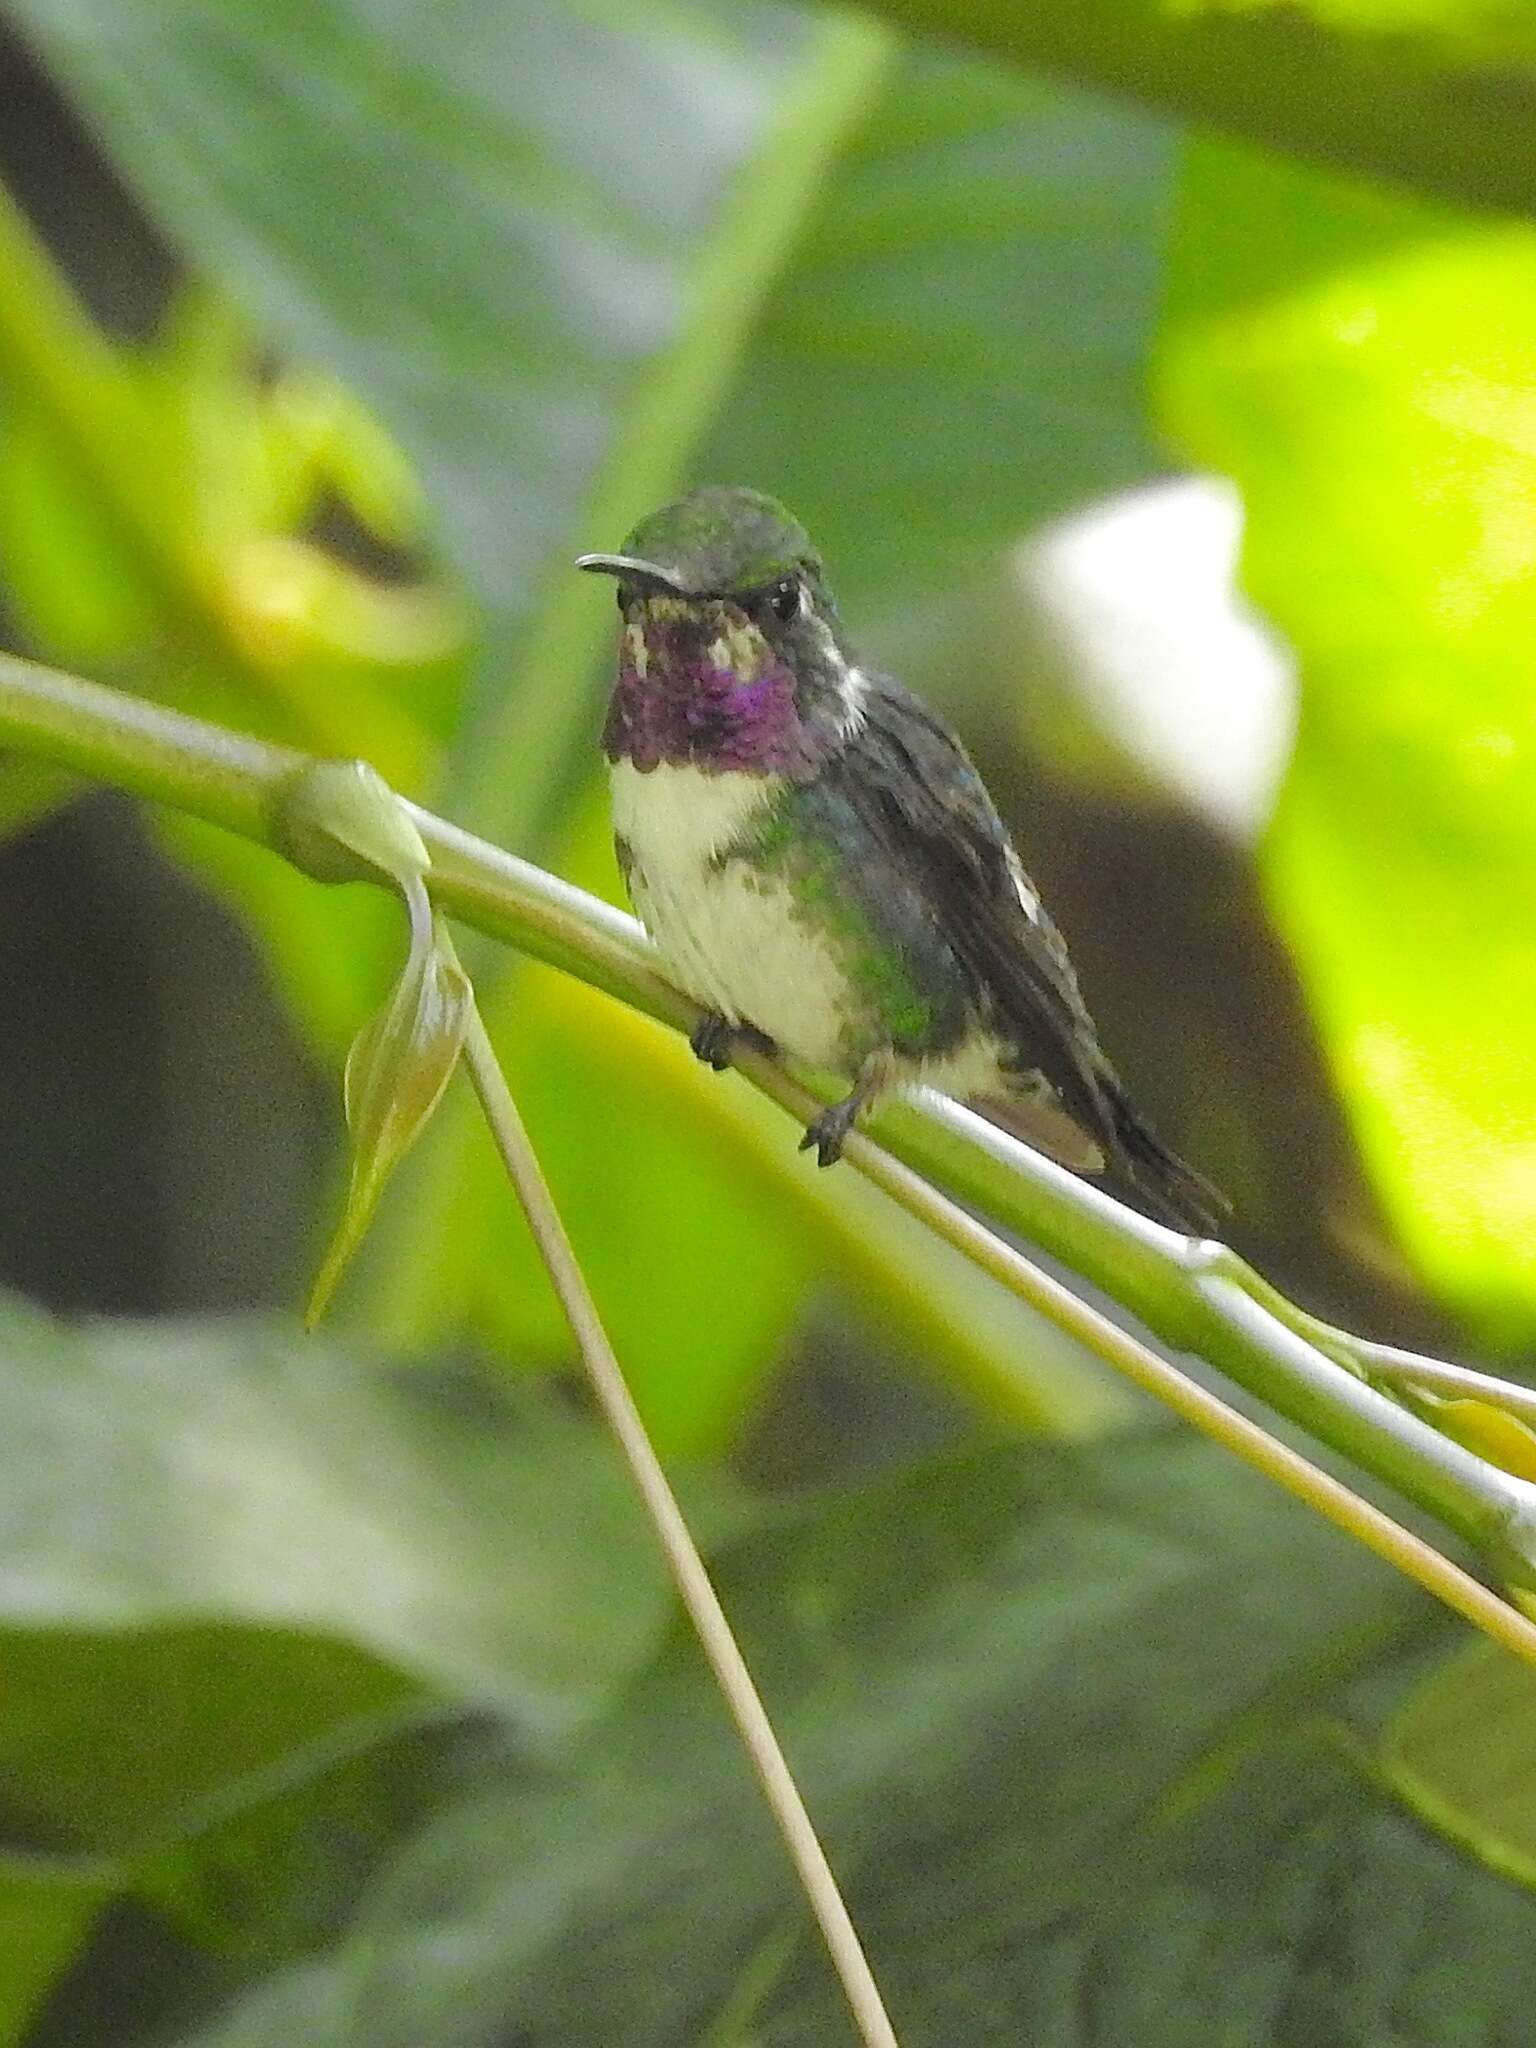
[0,28,328,1319]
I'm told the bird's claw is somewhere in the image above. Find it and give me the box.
[689,1013,776,1073]
[799,1102,856,1168]
[689,1013,735,1071]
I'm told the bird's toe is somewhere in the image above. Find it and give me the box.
[689,1012,734,1071]
[689,1014,777,1072]
[800,1105,851,1168]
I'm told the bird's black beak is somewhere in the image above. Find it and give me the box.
[574,551,689,597]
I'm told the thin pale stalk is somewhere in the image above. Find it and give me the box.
[1319,1341,1536,1429]
[460,1008,900,2048]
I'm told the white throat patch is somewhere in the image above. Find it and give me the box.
[610,758,782,869]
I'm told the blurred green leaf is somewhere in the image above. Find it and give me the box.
[0,1854,111,2046]
[0,186,442,785]
[1380,1638,1536,1890]
[0,1626,412,1860]
[133,1699,458,1967]
[0,403,162,661]
[960,1739,1536,2048]
[1159,142,1536,1346]
[3,0,813,623]
[184,1744,1536,2046]
[852,0,1536,219]
[0,1291,692,1732]
[166,1962,348,2044]
[0,1291,758,2000]
[0,1626,436,1976]
[172,1432,1483,2048]
[704,46,1173,620]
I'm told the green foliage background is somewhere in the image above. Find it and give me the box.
[2,0,1536,2040]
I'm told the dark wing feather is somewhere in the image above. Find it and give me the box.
[837,676,1227,1231]
[842,677,1112,1123]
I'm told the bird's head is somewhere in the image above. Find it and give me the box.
[579,485,860,775]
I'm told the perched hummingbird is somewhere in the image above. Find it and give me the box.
[578,486,1225,1232]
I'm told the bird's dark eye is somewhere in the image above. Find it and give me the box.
[615,585,629,613]
[768,578,801,623]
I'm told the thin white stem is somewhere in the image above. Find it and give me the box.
[460,1006,900,2048]
[1344,1341,1536,1426]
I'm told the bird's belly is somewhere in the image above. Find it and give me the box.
[631,858,856,1072]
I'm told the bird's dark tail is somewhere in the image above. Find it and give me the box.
[1101,1073,1229,1237]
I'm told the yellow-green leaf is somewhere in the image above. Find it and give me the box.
[1160,142,1536,1345]
[1433,1398,1536,1484]
[0,1853,111,2047]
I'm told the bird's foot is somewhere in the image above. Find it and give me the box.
[688,1012,776,1073]
[689,1012,734,1071]
[799,1097,860,1168]
[798,1054,891,1167]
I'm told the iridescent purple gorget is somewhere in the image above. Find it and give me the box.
[602,606,832,778]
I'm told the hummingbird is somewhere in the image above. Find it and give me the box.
[577,485,1225,1233]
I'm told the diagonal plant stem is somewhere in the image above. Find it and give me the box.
[438,9,894,857]
[1338,1344,1536,1428]
[460,1004,901,2048]
[5,650,1536,1602]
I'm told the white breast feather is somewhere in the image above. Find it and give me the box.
[610,759,852,1069]
[611,760,777,867]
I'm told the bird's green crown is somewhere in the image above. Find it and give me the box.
[622,485,819,596]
